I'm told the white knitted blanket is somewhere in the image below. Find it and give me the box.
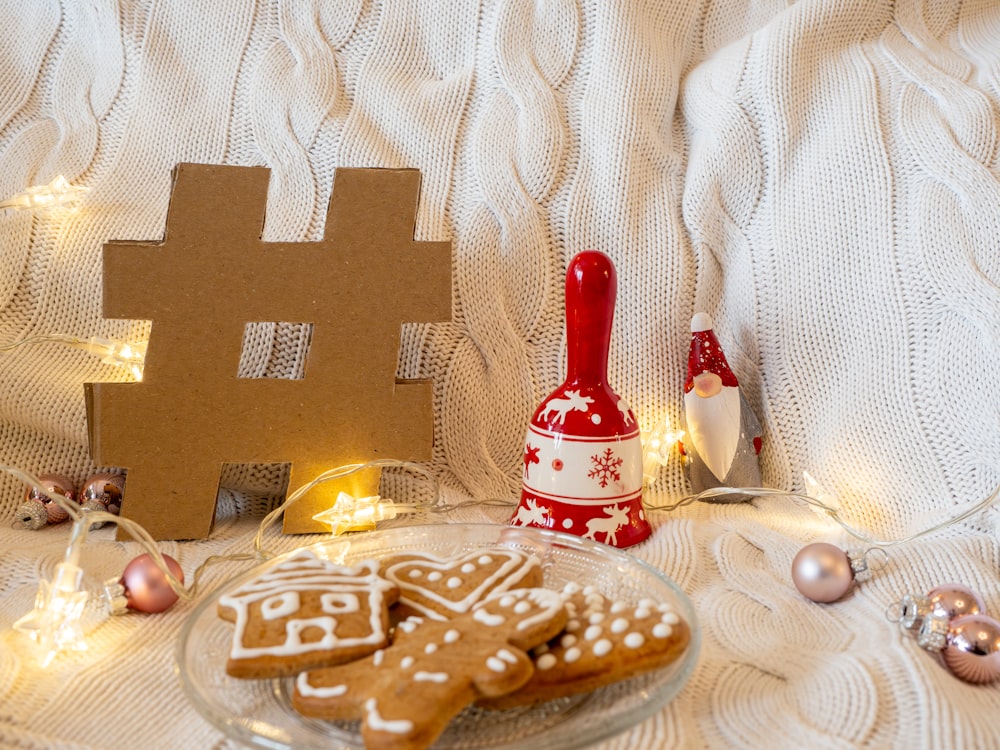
[1,1,998,747]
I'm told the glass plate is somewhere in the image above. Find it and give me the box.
[176,523,700,750]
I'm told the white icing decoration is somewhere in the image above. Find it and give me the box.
[662,612,680,625]
[487,656,508,672]
[401,656,415,669]
[408,569,423,578]
[584,625,602,641]
[653,623,673,639]
[610,601,627,614]
[537,653,557,670]
[414,671,449,683]
[446,577,462,589]
[425,642,438,654]
[514,600,532,614]
[320,592,361,614]
[383,550,540,620]
[500,595,516,607]
[295,673,347,698]
[374,649,384,666]
[365,698,414,735]
[473,609,505,627]
[497,649,517,663]
[560,634,577,648]
[566,619,581,632]
[564,647,581,663]
[635,607,651,619]
[611,618,629,634]
[593,639,613,657]
[219,555,393,661]
[588,612,605,625]
[444,629,461,643]
[261,591,300,620]
[625,632,645,649]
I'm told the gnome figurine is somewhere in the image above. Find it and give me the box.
[680,313,762,501]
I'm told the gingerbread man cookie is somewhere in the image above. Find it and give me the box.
[479,582,690,709]
[217,550,398,679]
[292,587,568,750]
[380,548,542,621]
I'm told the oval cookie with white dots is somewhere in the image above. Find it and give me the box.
[477,582,690,709]
[380,548,543,622]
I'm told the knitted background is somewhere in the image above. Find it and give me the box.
[1,0,998,747]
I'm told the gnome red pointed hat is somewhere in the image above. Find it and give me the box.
[684,312,738,392]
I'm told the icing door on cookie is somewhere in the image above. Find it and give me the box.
[511,251,649,548]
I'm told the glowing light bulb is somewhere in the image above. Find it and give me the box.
[312,492,413,535]
[0,175,89,212]
[13,562,89,667]
[640,418,685,485]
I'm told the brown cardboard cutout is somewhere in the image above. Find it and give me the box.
[85,163,451,539]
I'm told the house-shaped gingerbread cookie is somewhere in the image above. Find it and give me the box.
[217,549,399,679]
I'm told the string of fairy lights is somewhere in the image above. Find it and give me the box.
[2,176,998,675]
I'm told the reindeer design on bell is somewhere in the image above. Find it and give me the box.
[538,389,594,425]
[583,504,630,546]
[512,498,549,527]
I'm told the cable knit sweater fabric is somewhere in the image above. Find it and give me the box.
[1,1,999,747]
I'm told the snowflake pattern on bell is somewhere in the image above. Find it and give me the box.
[588,448,623,488]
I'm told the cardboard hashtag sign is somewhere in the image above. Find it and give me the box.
[85,163,450,539]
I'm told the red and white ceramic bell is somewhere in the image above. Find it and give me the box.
[510,250,650,548]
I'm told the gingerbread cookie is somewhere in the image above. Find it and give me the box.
[380,548,542,621]
[292,587,568,750]
[217,550,398,679]
[479,582,690,709]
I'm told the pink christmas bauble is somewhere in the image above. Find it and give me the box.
[121,553,184,613]
[926,583,985,621]
[942,614,1000,684]
[25,473,76,524]
[79,472,126,516]
[791,542,855,603]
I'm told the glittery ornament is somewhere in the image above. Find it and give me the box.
[25,474,76,524]
[120,553,184,613]
[14,500,48,530]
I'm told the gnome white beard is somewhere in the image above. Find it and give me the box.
[684,385,741,482]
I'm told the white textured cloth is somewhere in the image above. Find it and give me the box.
[1,1,999,747]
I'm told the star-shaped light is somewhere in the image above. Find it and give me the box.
[0,175,89,211]
[13,562,89,667]
[640,418,685,486]
[312,492,408,535]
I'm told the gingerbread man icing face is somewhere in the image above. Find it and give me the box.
[292,587,568,750]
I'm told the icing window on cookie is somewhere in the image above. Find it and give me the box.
[261,591,300,620]
[320,592,360,614]
[286,616,338,648]
[365,698,414,735]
